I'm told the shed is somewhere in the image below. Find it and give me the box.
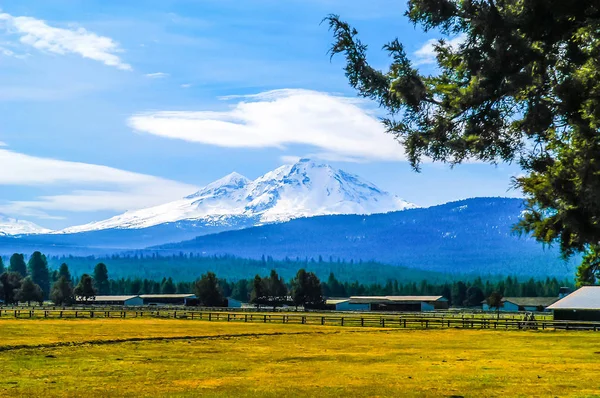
[547,286,600,321]
[140,294,197,306]
[482,297,558,312]
[226,297,243,308]
[79,295,143,306]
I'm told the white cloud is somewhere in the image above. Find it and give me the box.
[0,148,197,216]
[128,89,407,162]
[0,12,131,70]
[414,34,466,66]
[180,83,192,88]
[145,72,169,79]
[0,141,6,147]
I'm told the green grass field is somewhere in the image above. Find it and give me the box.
[1,318,600,397]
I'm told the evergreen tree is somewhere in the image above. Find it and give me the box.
[58,263,71,281]
[451,282,467,307]
[0,272,22,304]
[250,275,267,308]
[464,286,485,307]
[291,269,324,309]
[265,269,288,309]
[28,251,50,299]
[93,263,110,295]
[326,2,600,282]
[50,276,74,306]
[194,272,226,307]
[74,274,96,301]
[15,277,43,305]
[0,257,5,274]
[231,280,250,302]
[161,277,177,294]
[9,253,26,278]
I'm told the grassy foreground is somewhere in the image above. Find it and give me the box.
[1,319,600,397]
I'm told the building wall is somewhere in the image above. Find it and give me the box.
[554,309,600,321]
[227,298,242,308]
[421,302,435,312]
[482,301,519,312]
[336,302,370,311]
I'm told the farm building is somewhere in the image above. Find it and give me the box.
[326,296,448,312]
[482,297,558,312]
[78,295,143,306]
[547,286,600,321]
[139,294,197,306]
[226,298,243,308]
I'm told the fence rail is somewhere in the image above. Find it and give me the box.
[1,308,597,331]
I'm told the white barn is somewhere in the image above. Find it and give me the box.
[78,295,143,306]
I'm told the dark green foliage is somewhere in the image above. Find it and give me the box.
[194,272,226,307]
[326,2,600,282]
[265,270,288,309]
[58,263,71,281]
[291,269,324,309]
[50,276,74,306]
[464,286,485,307]
[161,277,177,294]
[93,263,110,295]
[28,251,50,299]
[250,275,268,307]
[15,277,43,305]
[487,291,504,319]
[9,253,26,277]
[0,272,22,304]
[0,257,4,274]
[74,274,96,301]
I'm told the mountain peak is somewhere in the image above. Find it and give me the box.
[0,214,52,236]
[58,162,417,233]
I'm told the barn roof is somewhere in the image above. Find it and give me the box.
[326,299,350,305]
[139,294,196,299]
[502,297,558,307]
[349,296,446,304]
[547,286,600,310]
[91,295,139,301]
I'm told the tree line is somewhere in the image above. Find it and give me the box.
[0,251,573,308]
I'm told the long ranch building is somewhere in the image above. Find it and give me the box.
[327,296,449,312]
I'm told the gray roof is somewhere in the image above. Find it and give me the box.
[349,296,446,304]
[326,299,350,305]
[139,294,196,299]
[547,286,600,310]
[502,297,558,307]
[89,295,140,301]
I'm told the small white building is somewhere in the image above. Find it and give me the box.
[226,297,243,308]
[79,295,143,306]
[482,297,558,312]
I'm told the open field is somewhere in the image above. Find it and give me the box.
[2,319,600,397]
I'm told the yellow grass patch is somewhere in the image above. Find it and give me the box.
[1,318,599,397]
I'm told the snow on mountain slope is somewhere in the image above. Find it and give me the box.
[58,159,417,234]
[0,214,52,236]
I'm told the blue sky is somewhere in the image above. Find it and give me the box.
[0,0,522,229]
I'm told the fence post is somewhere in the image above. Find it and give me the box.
[245,314,248,323]
[208,313,212,321]
[321,316,325,325]
[361,318,364,327]
[264,315,267,323]
[341,317,344,327]
[227,314,231,322]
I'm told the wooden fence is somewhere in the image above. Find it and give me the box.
[1,308,598,331]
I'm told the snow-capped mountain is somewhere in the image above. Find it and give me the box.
[59,159,416,234]
[0,214,52,236]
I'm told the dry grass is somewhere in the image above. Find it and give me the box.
[1,318,600,397]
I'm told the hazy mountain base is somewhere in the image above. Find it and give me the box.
[157,198,579,278]
[43,254,456,284]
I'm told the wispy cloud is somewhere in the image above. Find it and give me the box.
[128,89,407,162]
[145,72,169,79]
[414,34,466,66]
[0,12,132,70]
[0,148,197,217]
[180,83,192,88]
